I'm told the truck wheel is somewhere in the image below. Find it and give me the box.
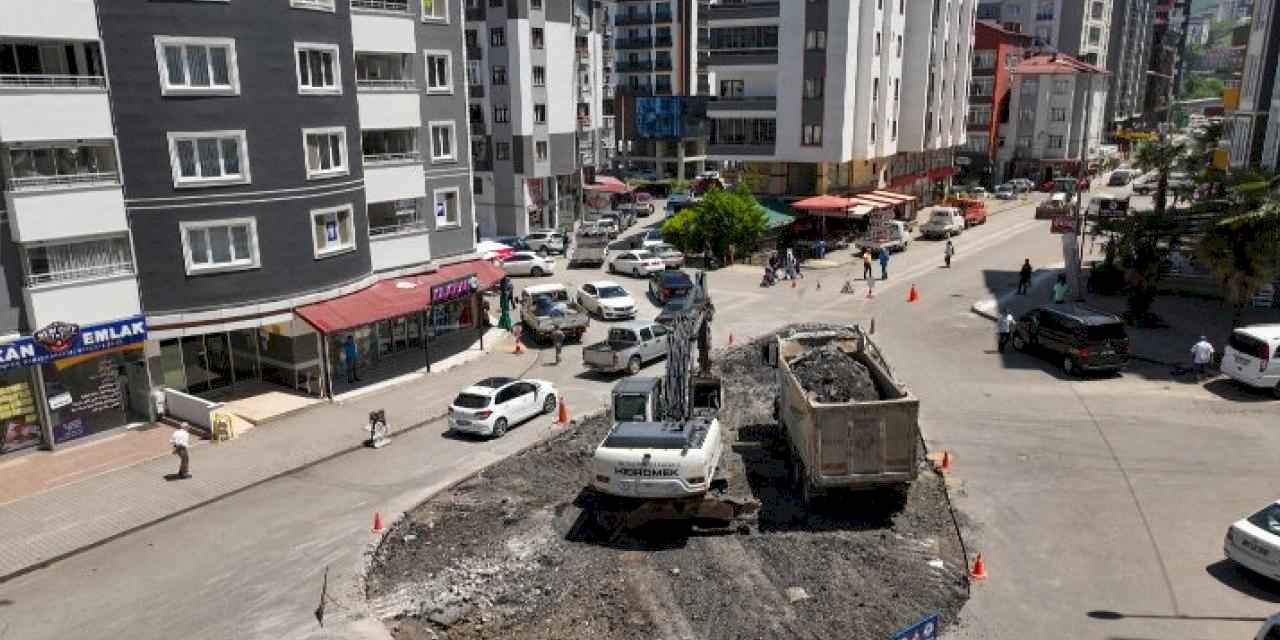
[627,356,641,375]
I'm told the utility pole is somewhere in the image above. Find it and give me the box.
[1072,69,1095,302]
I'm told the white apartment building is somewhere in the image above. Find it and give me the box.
[703,0,975,199]
[1234,0,1280,169]
[993,53,1107,184]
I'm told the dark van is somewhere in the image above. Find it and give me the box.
[1011,306,1130,375]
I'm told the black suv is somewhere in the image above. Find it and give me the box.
[1011,306,1130,375]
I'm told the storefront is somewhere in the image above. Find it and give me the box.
[148,319,326,399]
[0,315,150,455]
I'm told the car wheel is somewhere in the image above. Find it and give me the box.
[1272,383,1280,400]
[627,356,641,375]
[1011,332,1027,351]
[532,267,546,277]
[492,418,509,438]
[542,394,558,415]
[632,266,641,277]
[1062,356,1077,376]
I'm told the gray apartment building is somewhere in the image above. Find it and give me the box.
[1105,0,1156,130]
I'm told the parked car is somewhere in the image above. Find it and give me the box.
[667,191,695,214]
[1221,324,1280,399]
[1255,612,1280,640]
[651,243,685,268]
[576,280,637,319]
[590,217,620,237]
[600,212,627,231]
[519,283,590,342]
[634,182,672,198]
[920,207,966,239]
[495,236,531,252]
[609,249,666,277]
[637,227,666,249]
[964,185,988,196]
[853,220,912,256]
[448,377,560,438]
[648,269,694,303]
[617,193,655,218]
[994,184,1016,200]
[1130,172,1160,195]
[1225,500,1280,582]
[1008,178,1035,193]
[475,240,515,262]
[1010,305,1130,375]
[524,230,567,255]
[582,321,671,374]
[500,251,556,277]
[1107,169,1134,186]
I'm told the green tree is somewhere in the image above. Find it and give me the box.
[1197,203,1280,327]
[1133,138,1186,216]
[661,186,767,264]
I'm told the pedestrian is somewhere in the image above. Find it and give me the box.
[1052,275,1068,304]
[862,250,874,281]
[344,335,361,383]
[879,249,890,280]
[816,239,827,259]
[1017,259,1033,294]
[552,326,565,365]
[171,426,191,479]
[944,239,955,268]
[996,311,1014,353]
[1191,335,1215,381]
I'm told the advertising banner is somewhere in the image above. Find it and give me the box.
[0,316,147,373]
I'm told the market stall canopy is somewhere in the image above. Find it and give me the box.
[296,260,505,334]
[758,202,796,229]
[870,190,917,204]
[792,194,854,211]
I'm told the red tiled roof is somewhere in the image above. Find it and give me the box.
[1013,53,1106,75]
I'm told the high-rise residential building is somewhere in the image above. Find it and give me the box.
[702,0,976,201]
[1249,0,1280,169]
[992,53,1108,183]
[1105,0,1155,130]
[959,21,1034,185]
[465,0,609,238]
[610,0,709,180]
[1144,1,1190,125]
[0,0,490,456]
[979,0,1114,67]
[1218,0,1255,22]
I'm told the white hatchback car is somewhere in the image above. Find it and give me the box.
[500,251,556,277]
[609,250,665,277]
[577,280,637,319]
[1227,500,1280,581]
[1222,324,1280,399]
[448,377,560,438]
[651,243,685,269]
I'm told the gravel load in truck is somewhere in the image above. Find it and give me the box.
[786,343,881,403]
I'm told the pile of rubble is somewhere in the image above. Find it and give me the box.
[787,343,881,403]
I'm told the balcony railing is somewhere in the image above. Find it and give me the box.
[616,60,654,72]
[709,95,777,111]
[351,0,410,12]
[356,78,416,90]
[0,74,106,89]
[26,263,135,288]
[370,220,430,237]
[655,35,673,47]
[614,36,654,49]
[655,9,673,23]
[363,151,421,165]
[705,49,778,67]
[655,58,673,71]
[7,172,119,191]
[577,116,593,130]
[705,2,780,21]
[616,12,652,25]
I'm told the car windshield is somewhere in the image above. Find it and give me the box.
[660,272,692,287]
[1085,323,1128,340]
[597,286,628,298]
[646,229,662,239]
[613,394,650,422]
[1249,504,1280,537]
[453,393,491,409]
[930,212,952,221]
[635,251,656,260]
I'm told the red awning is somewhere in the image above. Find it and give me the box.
[296,259,505,334]
[585,175,632,194]
[890,173,924,188]
[792,194,857,211]
[870,190,917,204]
[855,193,898,207]
[846,196,892,210]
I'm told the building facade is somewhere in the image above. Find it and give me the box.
[979,0,1114,67]
[960,21,1034,185]
[1105,0,1155,130]
[1227,0,1280,168]
[993,53,1108,183]
[1144,1,1190,125]
[466,0,609,238]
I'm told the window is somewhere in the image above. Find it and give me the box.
[295,43,340,94]
[1052,78,1069,94]
[896,35,902,58]
[473,177,483,194]
[6,142,119,189]
[422,0,447,21]
[872,77,879,102]
[1017,135,1032,148]
[291,0,335,11]
[434,188,460,227]
[303,127,349,178]
[494,106,509,123]
[971,77,993,97]
[25,236,135,285]
[874,32,881,55]
[490,28,506,47]
[1090,1,1105,19]
[1051,107,1067,122]
[536,140,548,161]
[973,50,996,69]
[1036,0,1053,20]
[531,0,542,9]
[311,205,356,257]
[802,124,822,146]
[368,199,425,235]
[805,29,826,50]
[154,36,239,95]
[429,121,456,161]
[362,129,418,163]
[804,76,823,99]
[720,80,744,97]
[466,59,482,85]
[532,66,545,86]
[1048,134,1064,148]
[870,122,877,143]
[424,51,452,93]
[532,28,545,49]
[495,142,511,160]
[491,65,507,85]
[967,106,992,126]
[180,219,259,274]
[489,0,502,6]
[534,103,546,124]
[1088,26,1102,45]
[167,130,250,187]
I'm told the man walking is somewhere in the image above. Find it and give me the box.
[879,249,890,280]
[552,326,565,365]
[1017,259,1032,294]
[1052,275,1069,304]
[343,335,360,383]
[171,426,191,479]
[1191,335,1215,381]
[944,240,955,268]
[862,250,874,281]
[996,312,1015,353]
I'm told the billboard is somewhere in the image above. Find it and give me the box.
[634,97,708,140]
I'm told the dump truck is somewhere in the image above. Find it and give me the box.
[766,326,920,505]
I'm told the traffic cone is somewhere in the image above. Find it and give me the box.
[908,284,919,303]
[940,451,952,474]
[791,279,797,289]
[728,333,735,346]
[970,553,988,580]
[513,340,524,354]
[557,400,569,425]
[372,512,384,533]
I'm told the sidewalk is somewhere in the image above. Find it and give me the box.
[0,329,538,582]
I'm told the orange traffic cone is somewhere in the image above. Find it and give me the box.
[940,451,952,474]
[791,279,797,289]
[908,284,919,303]
[372,512,384,533]
[513,340,524,354]
[970,553,988,580]
[557,400,569,425]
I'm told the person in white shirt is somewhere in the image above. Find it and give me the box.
[1191,336,1215,380]
[997,312,1015,353]
[171,426,191,480]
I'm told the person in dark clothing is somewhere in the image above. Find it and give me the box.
[1017,259,1033,294]
[551,327,565,365]
[344,335,360,383]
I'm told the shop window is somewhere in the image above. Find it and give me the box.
[45,346,147,445]
[0,370,41,454]
[434,188,460,227]
[311,204,356,257]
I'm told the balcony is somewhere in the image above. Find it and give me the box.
[8,0,101,40]
[655,8,673,23]
[351,0,409,12]
[356,53,416,91]
[370,221,431,272]
[614,36,654,50]
[3,143,127,243]
[364,159,425,202]
[468,83,485,98]
[704,49,778,67]
[615,12,653,26]
[655,58,673,71]
[655,35,673,47]
[704,1,780,22]
[616,59,654,73]
[0,42,113,141]
[351,3,416,53]
[708,95,777,112]
[577,116,593,131]
[357,92,422,129]
[25,269,141,329]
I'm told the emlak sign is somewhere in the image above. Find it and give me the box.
[0,316,147,372]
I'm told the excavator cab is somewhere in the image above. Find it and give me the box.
[690,377,721,415]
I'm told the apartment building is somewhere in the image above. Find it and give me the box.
[610,0,709,180]
[1144,1,1189,125]
[0,0,486,456]
[702,0,975,200]
[993,53,1108,184]
[959,21,1034,184]
[1105,0,1155,130]
[1227,0,1280,168]
[979,0,1114,66]
[465,0,608,238]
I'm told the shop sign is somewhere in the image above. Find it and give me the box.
[0,315,148,372]
[431,275,480,305]
[890,614,938,640]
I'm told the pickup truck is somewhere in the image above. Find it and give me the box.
[854,219,911,256]
[582,321,671,374]
[568,228,609,267]
[920,207,966,239]
[766,326,920,505]
[519,283,590,343]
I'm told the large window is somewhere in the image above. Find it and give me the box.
[311,205,356,257]
[25,236,134,285]
[970,77,993,97]
[493,106,509,123]
[154,36,239,95]
[802,124,821,146]
[295,43,340,94]
[368,199,425,235]
[421,0,447,21]
[532,66,545,86]
[424,50,452,93]
[303,127,349,178]
[707,26,778,50]
[429,121,456,162]
[491,65,506,85]
[711,118,776,146]
[362,129,419,163]
[356,52,413,90]
[6,142,118,190]
[181,219,260,274]
[805,29,826,50]
[1047,134,1064,148]
[434,188,460,227]
[167,130,250,188]
[490,28,506,47]
[973,51,997,69]
[968,106,992,126]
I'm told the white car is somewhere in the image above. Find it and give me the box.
[1226,500,1280,582]
[448,377,560,438]
[1222,324,1280,399]
[500,251,556,277]
[525,230,566,255]
[609,249,665,277]
[651,243,684,268]
[475,240,515,262]
[577,280,637,319]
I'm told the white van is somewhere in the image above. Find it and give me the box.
[1222,324,1280,399]
[1258,612,1280,640]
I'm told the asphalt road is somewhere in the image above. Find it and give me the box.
[0,194,1276,640]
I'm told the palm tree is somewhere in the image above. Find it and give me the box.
[1197,203,1280,327]
[1133,138,1186,216]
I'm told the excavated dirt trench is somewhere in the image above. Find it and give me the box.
[366,324,970,640]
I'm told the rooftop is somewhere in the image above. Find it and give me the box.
[1013,53,1107,76]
